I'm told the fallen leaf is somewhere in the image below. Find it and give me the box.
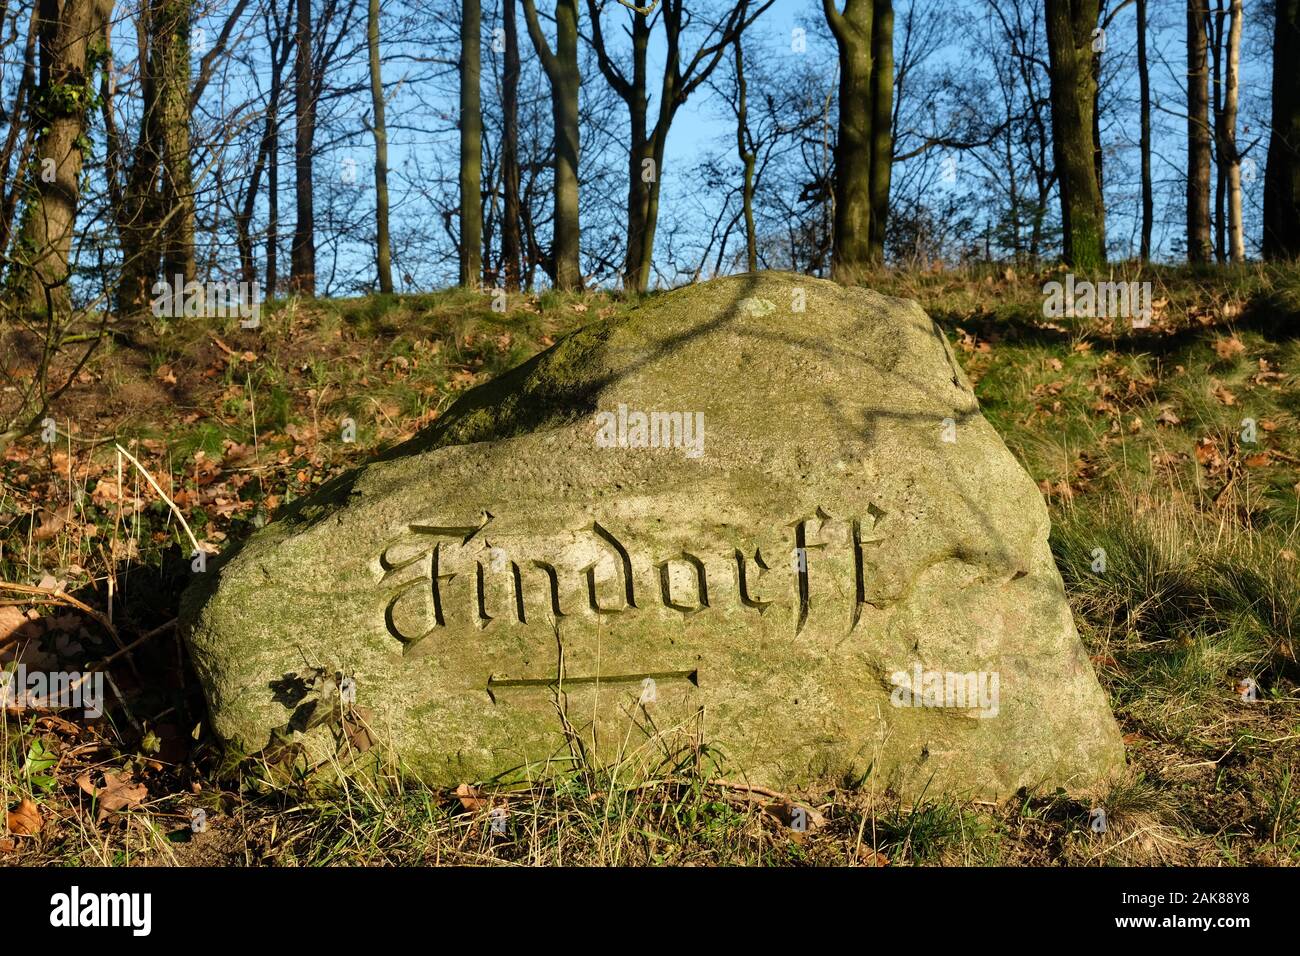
[1156,406,1181,426]
[6,798,41,836]
[857,846,889,866]
[1245,453,1271,468]
[36,574,65,594]
[454,783,489,812]
[1195,438,1223,468]
[763,800,826,833]
[1213,336,1246,360]
[0,606,31,643]
[33,508,68,541]
[1211,380,1236,405]
[80,770,148,821]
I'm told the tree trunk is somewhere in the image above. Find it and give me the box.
[266,112,280,295]
[1137,0,1152,260]
[1264,0,1300,259]
[459,0,482,287]
[589,0,759,292]
[236,12,288,288]
[1212,1,1225,261]
[290,0,316,294]
[521,0,582,291]
[624,10,650,292]
[633,128,669,292]
[501,0,522,292]
[157,0,194,284]
[12,0,114,311]
[1044,0,1106,270]
[824,0,874,282]
[0,2,39,261]
[1187,0,1213,262]
[734,37,756,272]
[114,3,161,314]
[369,0,393,292]
[1223,0,1243,262]
[867,0,892,265]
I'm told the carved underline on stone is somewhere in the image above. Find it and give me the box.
[485,669,699,704]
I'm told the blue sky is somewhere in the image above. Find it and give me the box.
[102,0,1280,295]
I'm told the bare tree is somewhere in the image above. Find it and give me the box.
[291,0,316,293]
[1264,0,1300,259]
[9,0,115,310]
[586,0,769,293]
[1044,0,1106,269]
[370,0,393,292]
[1137,0,1152,259]
[501,0,523,290]
[1187,0,1212,262]
[460,0,482,286]
[521,0,582,290]
[823,0,894,280]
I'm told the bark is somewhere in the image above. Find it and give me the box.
[459,0,482,287]
[1044,0,1106,270]
[1222,0,1243,262]
[733,37,756,272]
[1212,2,1225,259]
[369,0,393,292]
[12,0,114,311]
[266,100,280,295]
[1264,0,1300,258]
[115,2,162,313]
[823,0,873,280]
[0,2,39,259]
[156,0,194,283]
[521,0,582,291]
[867,0,892,265]
[1187,0,1213,263]
[501,0,522,291]
[291,0,316,294]
[1137,0,1152,260]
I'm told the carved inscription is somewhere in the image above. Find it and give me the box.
[379,506,886,652]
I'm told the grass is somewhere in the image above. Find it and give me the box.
[2,264,1299,865]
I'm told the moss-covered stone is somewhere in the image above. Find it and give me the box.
[181,272,1124,798]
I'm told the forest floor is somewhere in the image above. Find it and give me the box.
[3,264,1300,866]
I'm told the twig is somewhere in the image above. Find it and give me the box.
[0,581,129,665]
[68,619,177,693]
[114,443,202,555]
[709,777,828,826]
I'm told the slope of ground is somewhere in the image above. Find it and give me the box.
[2,265,1298,865]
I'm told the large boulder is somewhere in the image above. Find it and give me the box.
[181,272,1124,798]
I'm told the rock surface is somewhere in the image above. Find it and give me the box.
[181,272,1124,797]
